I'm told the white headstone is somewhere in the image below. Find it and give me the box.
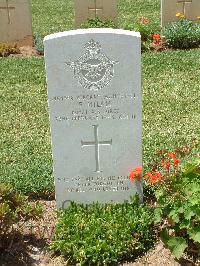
[44,29,142,209]
[161,0,200,27]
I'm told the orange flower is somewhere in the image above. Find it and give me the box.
[173,159,180,168]
[168,152,176,159]
[129,167,142,182]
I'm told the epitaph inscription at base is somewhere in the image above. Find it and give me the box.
[44,29,142,208]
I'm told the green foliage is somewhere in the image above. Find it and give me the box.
[0,183,43,251]
[34,34,44,55]
[81,17,156,52]
[80,17,117,29]
[0,1,200,196]
[123,19,154,52]
[161,232,188,259]
[0,43,20,57]
[164,19,200,49]
[153,158,200,258]
[50,197,154,265]
[123,21,151,42]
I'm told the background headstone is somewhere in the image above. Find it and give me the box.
[44,29,142,209]
[161,0,200,27]
[0,0,33,46]
[75,0,117,27]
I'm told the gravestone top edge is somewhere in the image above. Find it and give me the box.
[43,29,141,43]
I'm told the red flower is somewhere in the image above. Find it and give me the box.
[144,172,152,180]
[173,159,180,168]
[150,171,162,184]
[152,33,161,44]
[129,167,142,182]
[135,167,142,172]
[168,152,176,159]
[145,171,162,184]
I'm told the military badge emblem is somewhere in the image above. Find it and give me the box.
[66,39,118,91]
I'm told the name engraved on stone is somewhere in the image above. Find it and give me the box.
[51,92,137,123]
[66,39,118,91]
[81,125,112,172]
[0,0,15,24]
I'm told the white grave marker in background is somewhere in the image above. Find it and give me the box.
[0,0,33,46]
[44,29,142,208]
[75,0,117,27]
[161,0,200,27]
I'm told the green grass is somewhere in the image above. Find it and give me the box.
[118,0,160,32]
[32,0,160,37]
[142,49,200,164]
[0,59,53,195]
[32,0,74,36]
[0,0,199,195]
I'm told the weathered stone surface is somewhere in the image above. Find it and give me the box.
[44,29,142,208]
[0,0,32,46]
[75,0,117,27]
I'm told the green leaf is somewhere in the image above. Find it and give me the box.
[154,208,162,223]
[169,209,180,223]
[155,190,164,199]
[167,237,187,259]
[184,209,195,220]
[160,228,169,243]
[183,158,200,174]
[188,228,200,243]
[179,219,191,230]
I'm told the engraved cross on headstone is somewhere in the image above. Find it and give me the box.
[81,125,112,173]
[0,0,15,24]
[88,0,103,19]
[177,0,192,16]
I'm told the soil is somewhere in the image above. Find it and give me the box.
[2,199,199,266]
[8,46,42,58]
